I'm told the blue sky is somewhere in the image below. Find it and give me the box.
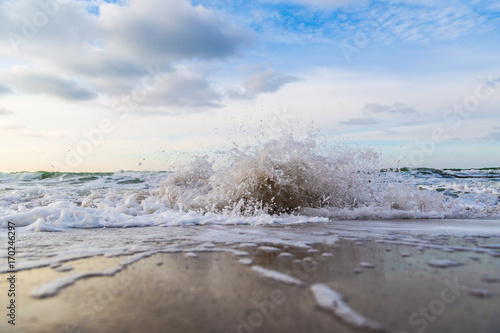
[0,0,499,171]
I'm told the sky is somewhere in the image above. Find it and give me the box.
[0,0,499,172]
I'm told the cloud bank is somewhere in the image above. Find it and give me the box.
[0,0,292,112]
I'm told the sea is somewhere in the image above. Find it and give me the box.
[0,135,499,230]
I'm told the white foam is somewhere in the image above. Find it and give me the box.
[26,218,65,232]
[428,259,462,268]
[234,243,258,248]
[480,244,500,249]
[359,262,375,268]
[55,266,74,272]
[258,246,281,253]
[121,251,159,266]
[310,283,384,332]
[251,266,305,286]
[481,276,499,283]
[31,267,122,298]
[238,258,253,265]
[232,250,250,257]
[469,288,492,298]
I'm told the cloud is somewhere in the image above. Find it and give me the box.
[338,118,378,126]
[261,0,367,9]
[0,85,12,95]
[139,71,222,109]
[0,108,13,115]
[108,68,224,116]
[0,0,252,108]
[17,129,65,139]
[483,127,500,141]
[0,121,64,138]
[363,102,418,115]
[241,0,489,51]
[227,69,299,99]
[4,69,96,101]
[392,5,485,42]
[0,122,23,130]
[0,0,250,65]
[100,0,250,61]
[486,3,500,11]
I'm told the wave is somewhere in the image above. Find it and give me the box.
[158,135,498,218]
[0,135,498,231]
[159,136,379,214]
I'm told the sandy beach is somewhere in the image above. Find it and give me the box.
[1,219,500,333]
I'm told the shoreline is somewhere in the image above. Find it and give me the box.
[1,220,500,333]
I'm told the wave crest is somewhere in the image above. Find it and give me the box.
[158,135,457,216]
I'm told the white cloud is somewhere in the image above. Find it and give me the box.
[99,0,250,61]
[260,1,488,47]
[3,68,96,101]
[131,70,223,110]
[227,69,298,99]
[371,3,486,43]
[0,0,252,108]
[0,108,14,115]
[261,0,368,9]
[483,127,500,141]
[0,121,64,138]
[363,102,418,115]
[0,84,12,95]
[338,117,378,126]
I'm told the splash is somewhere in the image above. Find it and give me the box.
[158,133,488,218]
[159,135,369,214]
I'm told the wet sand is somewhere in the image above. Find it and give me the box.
[1,220,500,333]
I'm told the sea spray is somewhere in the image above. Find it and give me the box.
[159,135,368,214]
[158,134,465,217]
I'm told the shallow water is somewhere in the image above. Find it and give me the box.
[1,220,499,333]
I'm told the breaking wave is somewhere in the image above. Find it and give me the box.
[158,134,498,219]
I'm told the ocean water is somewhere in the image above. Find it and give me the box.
[1,136,499,333]
[0,136,499,231]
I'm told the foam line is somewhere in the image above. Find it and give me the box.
[31,267,123,298]
[251,266,305,286]
[310,283,384,332]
